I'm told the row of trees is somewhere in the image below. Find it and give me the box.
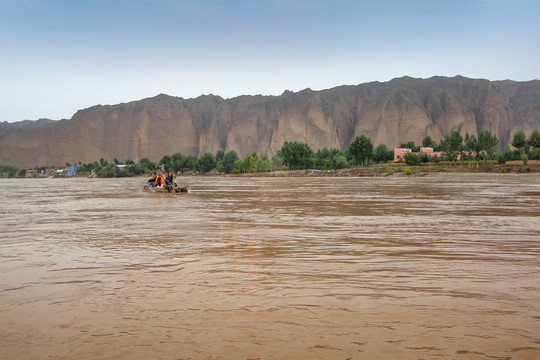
[73,136,387,176]
[400,131,500,165]
[400,130,540,165]
[2,129,539,177]
[151,129,511,173]
[0,165,25,178]
[509,129,540,161]
[400,131,498,156]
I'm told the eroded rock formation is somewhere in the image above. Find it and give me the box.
[1,76,539,167]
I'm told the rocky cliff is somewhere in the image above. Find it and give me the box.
[1,76,539,168]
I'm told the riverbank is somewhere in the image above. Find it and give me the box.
[226,162,540,177]
[4,161,538,179]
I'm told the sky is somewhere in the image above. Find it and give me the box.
[1,0,539,122]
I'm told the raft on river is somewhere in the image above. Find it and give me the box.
[143,185,189,194]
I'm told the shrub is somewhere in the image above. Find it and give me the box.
[522,154,529,165]
[404,153,420,166]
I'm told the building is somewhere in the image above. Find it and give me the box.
[393,148,412,162]
[419,147,444,159]
[393,147,444,162]
[66,165,78,176]
[25,169,37,178]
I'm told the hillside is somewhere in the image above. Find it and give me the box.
[1,76,539,168]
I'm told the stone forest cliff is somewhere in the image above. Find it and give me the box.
[1,76,539,168]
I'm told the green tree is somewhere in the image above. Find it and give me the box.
[215,150,225,164]
[139,157,157,172]
[348,135,374,166]
[528,129,540,150]
[78,162,93,173]
[181,155,198,170]
[512,130,528,155]
[373,143,393,163]
[217,150,239,173]
[314,147,330,168]
[313,147,344,168]
[234,151,272,173]
[404,152,420,166]
[234,152,260,173]
[271,154,284,170]
[399,141,420,152]
[478,131,499,154]
[198,152,216,173]
[278,141,314,169]
[126,163,145,175]
[1,165,19,177]
[171,152,184,172]
[258,151,272,171]
[498,145,514,164]
[333,155,348,169]
[451,131,464,158]
[97,164,123,177]
[315,147,331,160]
[464,133,479,157]
[159,155,172,171]
[440,131,463,161]
[422,135,436,149]
[464,132,481,165]
[522,153,529,165]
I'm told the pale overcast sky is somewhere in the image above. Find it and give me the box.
[1,0,539,122]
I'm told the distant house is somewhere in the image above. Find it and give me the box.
[393,147,444,162]
[419,147,444,159]
[54,165,78,177]
[66,165,78,176]
[393,148,412,162]
[25,169,37,178]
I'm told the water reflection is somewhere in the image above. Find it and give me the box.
[1,174,539,359]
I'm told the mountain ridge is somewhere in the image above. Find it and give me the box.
[1,75,539,168]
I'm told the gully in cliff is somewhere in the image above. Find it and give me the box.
[143,171,188,194]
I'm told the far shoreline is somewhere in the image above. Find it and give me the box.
[3,162,539,179]
[223,162,540,178]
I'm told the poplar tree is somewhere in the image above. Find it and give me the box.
[347,135,374,166]
[512,130,528,155]
[278,141,314,169]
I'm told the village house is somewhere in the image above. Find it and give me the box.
[393,147,444,162]
[25,169,37,178]
[393,148,412,162]
[52,165,79,177]
[419,147,444,159]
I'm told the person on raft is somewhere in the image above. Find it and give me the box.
[146,172,158,187]
[164,171,175,190]
[153,172,165,188]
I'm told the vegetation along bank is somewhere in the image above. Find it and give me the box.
[2,129,539,178]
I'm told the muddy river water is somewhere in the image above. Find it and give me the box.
[1,173,539,359]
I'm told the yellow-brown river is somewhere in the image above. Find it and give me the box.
[1,174,539,359]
